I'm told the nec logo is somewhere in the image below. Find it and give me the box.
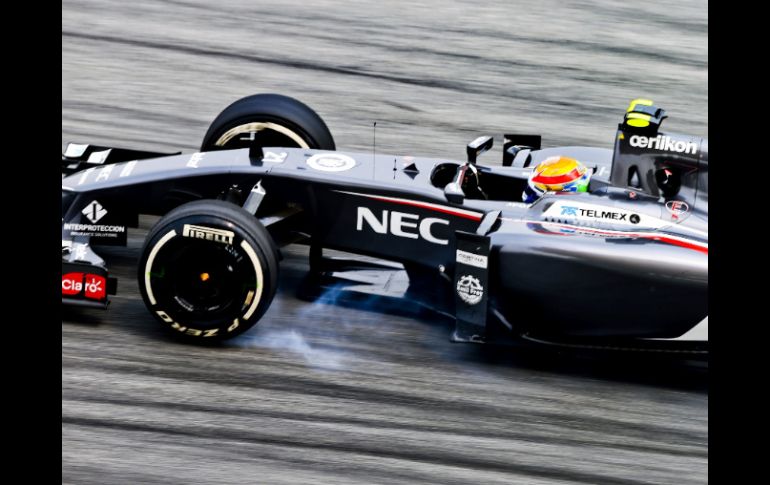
[357,207,450,245]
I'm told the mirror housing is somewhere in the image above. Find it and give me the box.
[466,136,494,164]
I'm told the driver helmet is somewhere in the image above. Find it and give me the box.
[522,156,591,203]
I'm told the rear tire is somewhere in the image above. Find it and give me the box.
[201,93,335,152]
[138,200,279,341]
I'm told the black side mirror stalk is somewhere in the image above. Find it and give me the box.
[444,163,475,203]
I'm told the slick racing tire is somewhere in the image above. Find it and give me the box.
[201,93,336,152]
[138,200,279,341]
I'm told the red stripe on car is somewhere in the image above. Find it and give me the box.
[337,191,484,221]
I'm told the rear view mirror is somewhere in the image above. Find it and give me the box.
[466,136,493,164]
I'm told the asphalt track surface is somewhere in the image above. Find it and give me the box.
[62,1,708,483]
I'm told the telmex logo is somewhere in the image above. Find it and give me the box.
[183,224,235,245]
[560,205,640,224]
[357,207,449,245]
[629,135,698,155]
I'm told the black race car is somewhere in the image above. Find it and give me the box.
[62,94,708,352]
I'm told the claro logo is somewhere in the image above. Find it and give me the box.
[357,207,450,245]
[629,135,698,155]
[62,273,106,300]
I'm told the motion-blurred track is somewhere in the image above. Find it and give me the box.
[62,1,708,483]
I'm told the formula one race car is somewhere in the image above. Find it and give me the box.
[62,94,708,352]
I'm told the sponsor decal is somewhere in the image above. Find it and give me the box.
[307,153,357,172]
[155,311,223,337]
[76,165,122,185]
[120,160,138,178]
[73,243,88,261]
[666,200,690,221]
[240,131,259,142]
[560,206,579,217]
[62,273,106,300]
[548,202,648,227]
[356,207,449,245]
[96,165,114,182]
[629,135,698,155]
[174,296,195,312]
[182,224,235,245]
[558,205,639,223]
[61,273,83,295]
[187,152,205,168]
[456,249,488,269]
[78,167,96,185]
[529,222,639,239]
[84,275,106,299]
[64,223,126,240]
[525,221,708,253]
[456,275,484,305]
[67,199,127,244]
[87,150,110,165]
[506,202,528,209]
[82,201,107,223]
[262,151,288,164]
[64,144,88,158]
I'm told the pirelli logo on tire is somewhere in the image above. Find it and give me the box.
[183,224,235,245]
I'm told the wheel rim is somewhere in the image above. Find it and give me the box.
[146,235,258,327]
[170,245,241,314]
[214,122,310,150]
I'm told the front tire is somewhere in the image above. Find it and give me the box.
[201,93,336,152]
[138,200,279,341]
